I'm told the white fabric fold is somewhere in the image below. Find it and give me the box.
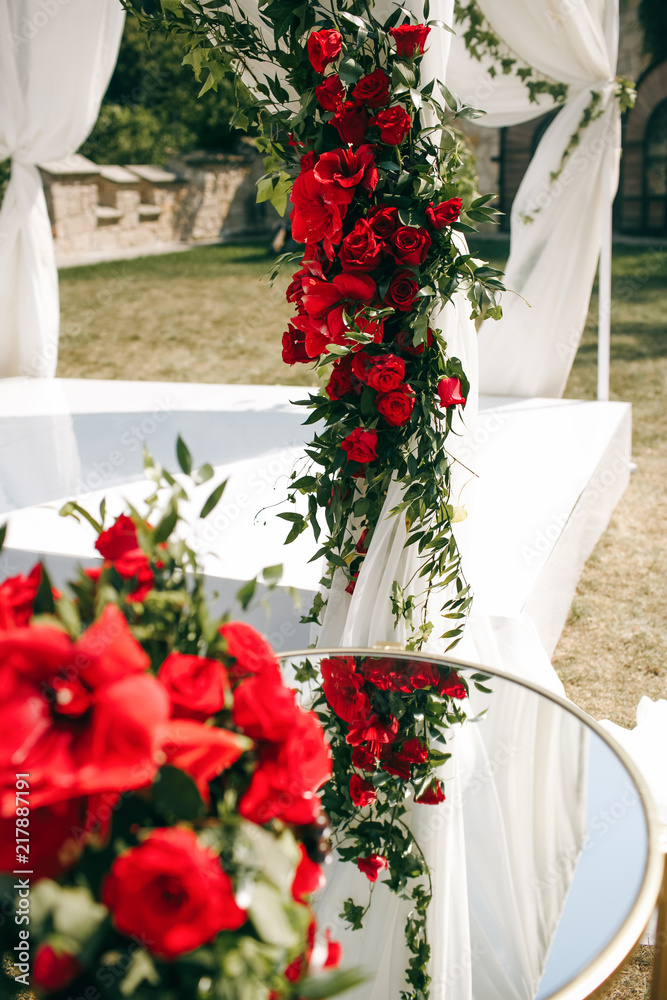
[0,0,125,378]
[446,0,621,397]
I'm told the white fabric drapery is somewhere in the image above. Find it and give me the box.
[446,0,621,398]
[0,0,124,378]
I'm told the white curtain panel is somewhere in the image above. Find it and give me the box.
[446,0,621,398]
[0,0,124,378]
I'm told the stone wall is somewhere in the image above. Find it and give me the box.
[40,147,279,265]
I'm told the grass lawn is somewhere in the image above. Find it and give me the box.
[59,239,666,996]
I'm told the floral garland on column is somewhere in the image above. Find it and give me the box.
[123,2,502,995]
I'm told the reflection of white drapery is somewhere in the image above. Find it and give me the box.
[446,0,621,398]
[0,0,124,378]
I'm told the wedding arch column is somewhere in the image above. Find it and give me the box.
[0,0,124,379]
[446,0,621,399]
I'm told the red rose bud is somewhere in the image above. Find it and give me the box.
[352,68,390,108]
[95,513,139,560]
[394,327,434,354]
[345,572,359,595]
[385,270,419,312]
[324,930,342,968]
[339,218,383,272]
[389,225,431,266]
[103,828,247,959]
[32,945,82,992]
[350,774,377,807]
[346,713,399,747]
[377,384,415,427]
[331,101,370,146]
[426,197,463,228]
[389,23,431,58]
[352,745,377,770]
[341,427,378,464]
[415,779,446,805]
[356,526,370,554]
[292,843,326,901]
[321,656,371,724]
[315,74,345,110]
[372,106,412,145]
[282,323,310,365]
[365,354,405,392]
[307,29,342,73]
[437,377,466,408]
[367,204,399,238]
[437,671,468,700]
[356,854,388,881]
[158,652,229,720]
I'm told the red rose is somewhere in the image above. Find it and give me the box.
[346,714,399,747]
[282,323,311,365]
[315,74,345,110]
[239,709,332,825]
[299,151,318,174]
[325,931,342,968]
[372,106,412,145]
[219,621,281,682]
[0,564,41,629]
[290,169,347,257]
[352,68,390,108]
[321,656,371,723]
[396,737,429,764]
[385,270,419,312]
[361,656,401,691]
[437,377,466,408]
[307,29,342,73]
[313,145,378,203]
[380,749,411,780]
[365,354,405,392]
[367,204,399,238]
[32,945,82,992]
[326,363,354,400]
[0,605,169,815]
[405,659,440,689]
[233,673,300,742]
[415,779,446,805]
[377,384,415,427]
[350,351,375,382]
[103,828,246,959]
[158,653,229,720]
[389,225,431,266]
[292,844,325,901]
[330,101,369,146]
[389,24,431,57]
[350,774,377,807]
[95,514,138,561]
[356,854,388,881]
[339,218,383,272]
[356,526,370,554]
[352,745,377,771]
[340,427,378,464]
[437,671,468,700]
[394,327,433,354]
[426,197,463,228]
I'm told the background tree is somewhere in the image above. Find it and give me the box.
[638,0,667,64]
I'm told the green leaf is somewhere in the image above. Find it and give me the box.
[0,522,6,553]
[298,969,368,999]
[176,435,192,476]
[153,506,178,544]
[236,577,257,610]
[338,56,365,85]
[195,462,215,484]
[33,562,55,616]
[200,479,227,518]
[261,563,283,585]
[153,765,206,821]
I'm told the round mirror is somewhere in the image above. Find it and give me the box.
[280,649,663,1000]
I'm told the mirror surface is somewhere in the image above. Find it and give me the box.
[280,651,654,1000]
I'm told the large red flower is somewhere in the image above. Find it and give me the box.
[290,169,347,257]
[301,272,377,352]
[103,828,247,959]
[313,145,378,202]
[162,719,248,803]
[346,714,399,747]
[239,709,332,826]
[321,656,371,723]
[0,605,169,815]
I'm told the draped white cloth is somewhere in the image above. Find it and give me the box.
[0,0,124,378]
[446,0,621,398]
